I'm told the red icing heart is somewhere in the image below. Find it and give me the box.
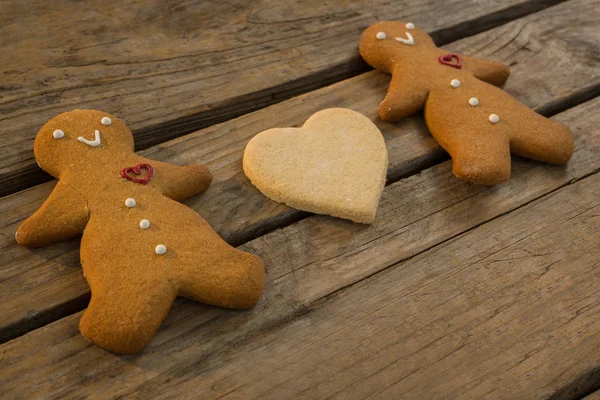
[121,163,153,184]
[438,53,462,69]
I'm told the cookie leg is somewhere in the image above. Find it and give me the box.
[425,92,512,185]
[79,279,177,354]
[176,246,265,309]
[449,133,512,185]
[509,110,574,164]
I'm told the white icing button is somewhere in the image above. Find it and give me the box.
[469,97,479,107]
[155,244,167,255]
[376,32,386,40]
[489,114,500,124]
[139,219,150,229]
[125,198,136,208]
[53,129,64,139]
[405,22,415,30]
[101,117,112,126]
[450,79,461,88]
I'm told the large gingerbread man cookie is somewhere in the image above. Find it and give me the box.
[16,110,265,353]
[360,21,574,185]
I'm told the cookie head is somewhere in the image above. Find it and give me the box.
[360,21,435,73]
[34,110,135,178]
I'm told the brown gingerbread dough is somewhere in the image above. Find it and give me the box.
[16,110,265,353]
[360,21,574,185]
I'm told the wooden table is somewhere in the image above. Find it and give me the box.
[1,1,599,398]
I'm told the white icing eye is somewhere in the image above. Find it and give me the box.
[155,244,167,255]
[101,117,112,126]
[125,198,136,208]
[469,97,479,106]
[140,219,150,229]
[405,22,415,30]
[376,32,386,40]
[450,79,461,88]
[489,114,500,124]
[53,129,65,139]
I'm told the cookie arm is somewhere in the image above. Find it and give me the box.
[462,56,510,86]
[148,159,213,202]
[16,181,89,248]
[379,67,429,122]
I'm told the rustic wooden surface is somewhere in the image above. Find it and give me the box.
[0,0,565,196]
[145,171,600,400]
[1,96,598,399]
[0,0,599,398]
[1,0,599,344]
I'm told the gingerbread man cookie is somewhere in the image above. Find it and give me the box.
[360,21,574,185]
[16,110,265,353]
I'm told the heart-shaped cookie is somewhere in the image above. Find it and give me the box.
[243,108,388,223]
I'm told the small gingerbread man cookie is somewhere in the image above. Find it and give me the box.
[16,110,265,353]
[360,21,574,185]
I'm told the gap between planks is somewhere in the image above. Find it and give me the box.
[0,0,599,343]
[0,0,570,197]
[0,97,599,399]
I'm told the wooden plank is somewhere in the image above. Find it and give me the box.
[0,0,566,196]
[134,171,600,400]
[1,0,599,342]
[0,95,598,399]
[584,391,600,400]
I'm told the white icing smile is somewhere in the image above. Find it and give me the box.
[78,130,101,147]
[395,32,415,45]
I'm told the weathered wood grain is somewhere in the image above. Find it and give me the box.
[583,391,600,400]
[138,171,600,400]
[1,0,599,342]
[0,0,566,196]
[0,96,598,399]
